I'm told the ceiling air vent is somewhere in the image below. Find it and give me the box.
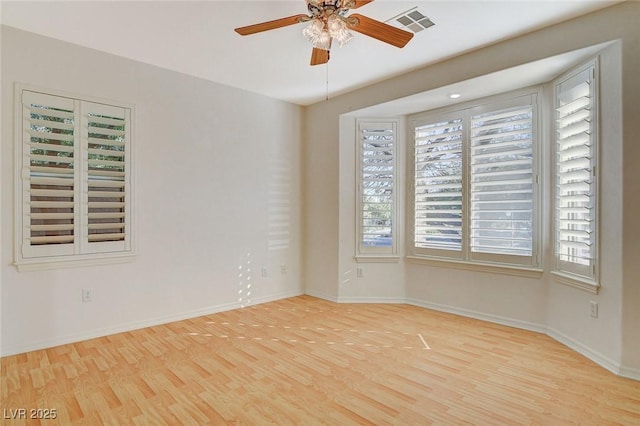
[387,7,435,33]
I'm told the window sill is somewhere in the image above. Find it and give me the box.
[14,252,136,272]
[355,255,401,264]
[406,256,543,278]
[551,271,600,294]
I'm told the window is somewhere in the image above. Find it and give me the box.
[413,114,463,255]
[15,86,134,270]
[469,103,536,261]
[356,120,398,258]
[553,61,598,286]
[410,91,540,269]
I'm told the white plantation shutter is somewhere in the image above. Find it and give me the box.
[554,64,597,281]
[82,102,129,253]
[21,91,79,258]
[358,121,396,254]
[410,89,540,267]
[470,100,535,262]
[16,87,133,267]
[413,116,463,254]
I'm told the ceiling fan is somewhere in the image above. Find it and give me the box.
[234,0,414,66]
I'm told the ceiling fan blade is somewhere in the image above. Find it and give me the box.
[310,47,330,66]
[235,14,309,36]
[348,13,413,48]
[350,0,374,9]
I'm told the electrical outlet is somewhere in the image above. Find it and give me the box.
[261,267,268,278]
[281,264,287,274]
[357,267,364,278]
[590,301,598,318]
[82,288,93,303]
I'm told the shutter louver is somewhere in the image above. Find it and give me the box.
[85,104,127,243]
[23,92,76,249]
[414,118,463,251]
[555,68,595,271]
[470,105,534,256]
[361,123,394,248]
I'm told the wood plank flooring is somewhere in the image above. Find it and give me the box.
[2,295,639,425]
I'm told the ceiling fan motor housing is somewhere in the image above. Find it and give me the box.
[307,0,350,17]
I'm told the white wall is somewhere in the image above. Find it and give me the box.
[301,101,340,301]
[619,3,640,376]
[303,2,639,377]
[546,42,623,372]
[1,26,303,356]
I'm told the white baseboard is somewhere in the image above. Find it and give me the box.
[251,289,305,305]
[337,296,406,304]
[305,290,405,305]
[304,288,339,303]
[406,298,547,334]
[546,327,622,376]
[618,365,640,381]
[2,289,303,357]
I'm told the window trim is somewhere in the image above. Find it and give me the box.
[408,87,542,270]
[551,59,600,291]
[14,83,136,271]
[406,255,543,278]
[355,118,400,261]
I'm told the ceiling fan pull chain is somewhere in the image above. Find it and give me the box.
[326,61,330,101]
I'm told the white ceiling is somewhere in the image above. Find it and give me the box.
[350,41,611,116]
[0,0,622,106]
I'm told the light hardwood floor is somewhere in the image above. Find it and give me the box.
[2,295,639,425]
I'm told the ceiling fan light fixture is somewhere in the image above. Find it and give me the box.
[303,18,324,41]
[315,30,332,51]
[303,15,354,50]
[328,16,354,47]
[303,19,332,50]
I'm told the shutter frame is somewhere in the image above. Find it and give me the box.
[553,60,599,284]
[468,98,536,264]
[80,101,131,254]
[14,84,135,270]
[409,89,541,267]
[357,119,398,256]
[412,113,464,258]
[20,90,77,258]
